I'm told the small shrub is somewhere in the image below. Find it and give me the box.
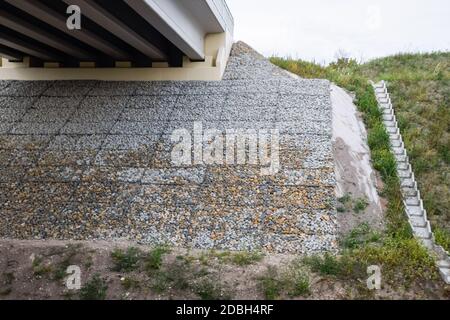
[53,245,80,280]
[32,256,52,277]
[284,262,310,297]
[258,266,282,300]
[121,277,140,290]
[258,263,310,299]
[144,245,171,272]
[353,197,369,213]
[341,223,381,249]
[193,278,230,300]
[338,193,351,204]
[304,254,343,276]
[111,247,141,272]
[149,260,190,293]
[79,274,108,300]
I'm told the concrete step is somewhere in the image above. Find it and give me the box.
[395,154,407,162]
[393,147,405,155]
[413,226,432,239]
[384,120,395,127]
[387,126,397,134]
[438,260,450,268]
[402,187,417,197]
[433,246,449,259]
[391,140,403,148]
[421,239,434,250]
[439,268,450,284]
[410,215,428,228]
[406,205,423,216]
[397,161,408,170]
[382,108,392,115]
[401,177,415,188]
[398,169,412,178]
[389,133,400,140]
[383,114,394,121]
[405,196,420,206]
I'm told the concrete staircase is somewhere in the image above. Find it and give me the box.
[373,80,450,284]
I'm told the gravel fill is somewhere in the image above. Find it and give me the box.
[0,42,337,253]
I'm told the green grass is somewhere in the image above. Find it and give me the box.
[434,228,450,253]
[357,53,450,231]
[271,53,446,285]
[111,247,141,272]
[228,251,264,266]
[79,274,108,300]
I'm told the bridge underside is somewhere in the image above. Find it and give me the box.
[0,0,233,69]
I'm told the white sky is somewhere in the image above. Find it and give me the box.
[226,0,450,64]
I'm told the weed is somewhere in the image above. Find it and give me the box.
[0,272,14,296]
[53,245,80,281]
[304,254,344,277]
[338,193,351,204]
[258,266,282,300]
[79,274,108,300]
[341,223,381,249]
[32,256,52,277]
[121,277,140,290]
[284,262,310,297]
[353,197,369,213]
[193,278,230,300]
[111,247,141,272]
[149,259,191,293]
[144,245,171,272]
[258,263,310,299]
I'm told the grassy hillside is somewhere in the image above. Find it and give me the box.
[271,52,450,252]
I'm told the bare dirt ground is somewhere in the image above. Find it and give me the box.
[1,239,448,300]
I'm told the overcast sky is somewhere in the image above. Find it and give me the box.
[226,0,450,64]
